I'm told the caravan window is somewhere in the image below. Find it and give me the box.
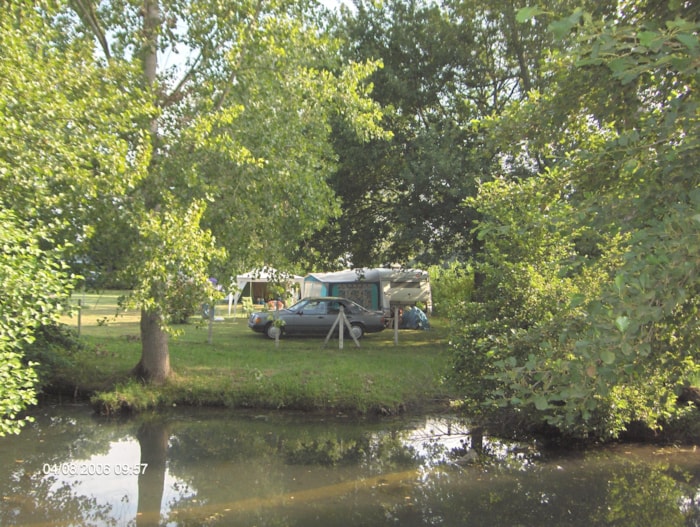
[391,281,421,288]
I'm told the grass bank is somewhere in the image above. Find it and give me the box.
[54,292,456,416]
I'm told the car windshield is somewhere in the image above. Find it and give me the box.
[349,301,368,313]
[286,299,308,313]
[342,301,363,314]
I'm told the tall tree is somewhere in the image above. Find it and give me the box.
[67,0,386,383]
[303,0,610,266]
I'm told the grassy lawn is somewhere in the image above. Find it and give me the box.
[56,292,456,415]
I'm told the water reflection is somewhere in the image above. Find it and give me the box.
[1,404,699,526]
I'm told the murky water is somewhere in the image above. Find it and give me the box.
[1,404,699,527]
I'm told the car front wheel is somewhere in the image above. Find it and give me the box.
[265,323,282,340]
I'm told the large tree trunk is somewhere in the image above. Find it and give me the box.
[132,0,172,385]
[133,308,171,384]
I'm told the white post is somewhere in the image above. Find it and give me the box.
[324,310,341,347]
[324,305,360,349]
[343,306,361,348]
[338,307,344,350]
[208,302,214,345]
[393,305,399,345]
[275,303,280,348]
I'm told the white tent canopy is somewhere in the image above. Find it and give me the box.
[228,267,304,314]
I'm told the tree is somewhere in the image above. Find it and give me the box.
[302,0,612,267]
[67,0,387,383]
[0,1,153,433]
[0,2,153,248]
[451,4,700,438]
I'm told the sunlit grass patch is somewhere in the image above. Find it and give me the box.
[56,291,455,415]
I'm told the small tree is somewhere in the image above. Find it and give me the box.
[0,2,150,433]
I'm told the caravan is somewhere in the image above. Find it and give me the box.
[303,268,431,315]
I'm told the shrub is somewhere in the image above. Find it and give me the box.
[428,262,473,316]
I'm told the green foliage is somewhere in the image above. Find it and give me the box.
[450,8,700,439]
[120,199,224,328]
[140,1,388,276]
[450,173,605,425]
[306,0,614,266]
[24,323,86,390]
[0,0,154,400]
[164,274,207,324]
[428,262,474,316]
[0,210,74,436]
[0,2,153,253]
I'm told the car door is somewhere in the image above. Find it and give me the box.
[324,300,344,334]
[341,299,369,328]
[294,299,328,334]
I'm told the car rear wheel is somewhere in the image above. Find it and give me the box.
[265,323,282,339]
[348,324,364,340]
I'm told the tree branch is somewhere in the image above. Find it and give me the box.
[70,0,111,60]
[213,1,263,113]
[162,50,204,107]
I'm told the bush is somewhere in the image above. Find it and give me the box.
[23,323,85,392]
[428,262,473,316]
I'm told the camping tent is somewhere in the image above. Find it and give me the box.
[228,267,304,314]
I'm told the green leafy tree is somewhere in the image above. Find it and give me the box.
[2,0,385,408]
[303,0,614,267]
[67,0,387,383]
[0,2,153,250]
[0,2,152,432]
[427,262,473,316]
[452,5,700,438]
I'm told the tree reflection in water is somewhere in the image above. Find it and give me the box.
[0,405,699,526]
[135,418,170,527]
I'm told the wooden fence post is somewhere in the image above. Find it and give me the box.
[393,305,399,345]
[324,306,360,349]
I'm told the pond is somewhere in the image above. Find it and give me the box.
[1,404,699,527]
